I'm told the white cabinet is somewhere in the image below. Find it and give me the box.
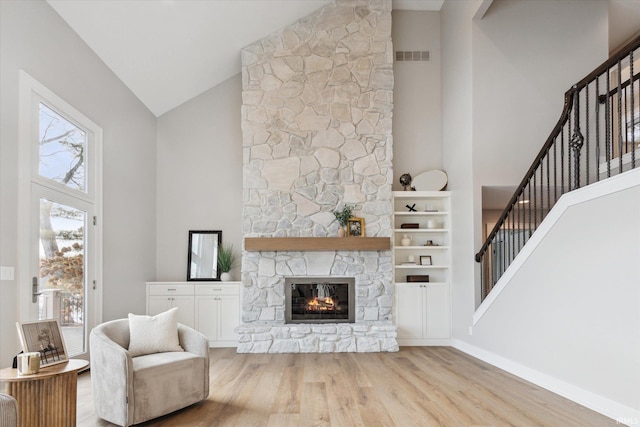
[146,281,241,347]
[146,283,195,328]
[395,283,450,345]
[392,191,451,345]
[195,283,240,347]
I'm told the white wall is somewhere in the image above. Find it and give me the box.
[608,0,640,53]
[0,0,157,367]
[441,0,481,339]
[155,75,243,281]
[442,0,609,340]
[473,0,608,191]
[464,171,640,418]
[392,10,442,191]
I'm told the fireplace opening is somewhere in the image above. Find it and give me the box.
[285,277,355,324]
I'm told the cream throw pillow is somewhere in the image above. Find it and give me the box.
[128,307,184,357]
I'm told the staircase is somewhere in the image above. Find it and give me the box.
[475,35,640,301]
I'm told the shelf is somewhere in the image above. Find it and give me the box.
[244,237,391,252]
[393,228,449,233]
[394,245,449,250]
[393,191,450,198]
[395,211,449,216]
[395,281,448,286]
[395,265,449,269]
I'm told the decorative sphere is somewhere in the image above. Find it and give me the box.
[399,173,412,187]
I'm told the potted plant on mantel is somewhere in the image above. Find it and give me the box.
[217,243,236,282]
[332,204,355,237]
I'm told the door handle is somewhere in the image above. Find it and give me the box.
[32,276,42,303]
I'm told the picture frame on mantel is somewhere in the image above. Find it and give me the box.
[347,217,365,237]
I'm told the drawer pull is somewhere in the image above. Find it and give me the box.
[167,288,177,291]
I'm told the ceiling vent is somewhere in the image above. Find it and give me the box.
[395,51,430,62]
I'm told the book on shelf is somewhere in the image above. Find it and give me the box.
[400,223,419,229]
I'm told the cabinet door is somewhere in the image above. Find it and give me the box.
[148,296,194,328]
[171,296,195,328]
[195,296,218,341]
[147,296,172,316]
[217,295,240,342]
[395,284,425,339]
[425,285,450,338]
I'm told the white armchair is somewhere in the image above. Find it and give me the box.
[90,319,209,427]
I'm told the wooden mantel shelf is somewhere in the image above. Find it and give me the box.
[244,237,391,252]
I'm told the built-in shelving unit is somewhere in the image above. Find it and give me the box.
[244,237,390,252]
[393,191,451,345]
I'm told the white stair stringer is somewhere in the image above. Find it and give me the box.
[473,167,640,325]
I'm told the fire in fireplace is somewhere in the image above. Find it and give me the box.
[284,277,355,324]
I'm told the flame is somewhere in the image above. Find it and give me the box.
[306,297,335,311]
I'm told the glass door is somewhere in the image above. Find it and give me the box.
[19,72,102,361]
[34,193,93,356]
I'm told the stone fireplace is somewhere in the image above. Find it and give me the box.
[237,0,398,353]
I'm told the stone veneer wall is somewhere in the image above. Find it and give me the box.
[239,0,397,353]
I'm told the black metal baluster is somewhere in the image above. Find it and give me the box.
[571,89,584,189]
[535,169,539,230]
[618,59,624,173]
[512,208,516,262]
[585,84,590,185]
[606,68,611,177]
[517,193,521,254]
[554,136,558,201]
[568,112,573,190]
[546,151,551,215]
[561,124,565,191]
[631,49,636,169]
[500,227,505,281]
[596,76,601,181]
[528,181,532,237]
[506,211,510,267]
[624,82,629,156]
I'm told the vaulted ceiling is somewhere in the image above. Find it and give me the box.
[47,0,445,117]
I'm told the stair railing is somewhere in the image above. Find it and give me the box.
[476,35,640,302]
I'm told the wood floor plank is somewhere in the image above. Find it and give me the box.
[323,355,366,427]
[76,347,618,427]
[299,382,331,427]
[271,366,303,414]
[267,414,301,427]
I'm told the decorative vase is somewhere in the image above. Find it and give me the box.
[338,227,346,237]
[220,272,231,282]
[401,234,412,246]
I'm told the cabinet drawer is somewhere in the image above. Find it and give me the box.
[195,284,239,296]
[147,283,194,296]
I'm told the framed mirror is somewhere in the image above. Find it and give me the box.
[187,230,222,281]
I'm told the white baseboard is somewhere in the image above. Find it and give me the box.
[452,339,640,426]
[397,338,452,346]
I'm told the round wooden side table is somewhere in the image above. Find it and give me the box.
[0,359,88,427]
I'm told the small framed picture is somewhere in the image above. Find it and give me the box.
[420,255,432,266]
[347,217,365,237]
[16,319,69,368]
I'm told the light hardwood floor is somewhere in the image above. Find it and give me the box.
[77,347,616,426]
